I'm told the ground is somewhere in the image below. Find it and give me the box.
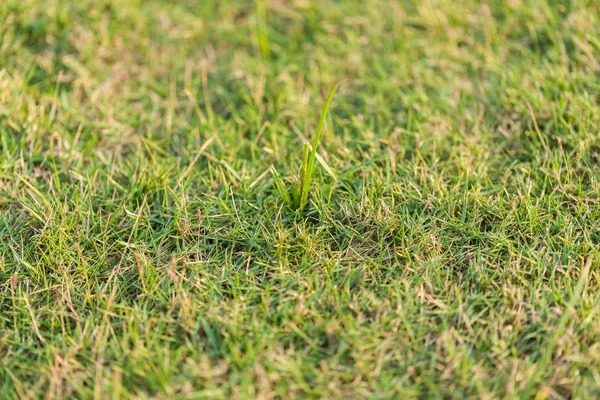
[1,0,600,398]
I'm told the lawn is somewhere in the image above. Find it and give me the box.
[1,0,600,398]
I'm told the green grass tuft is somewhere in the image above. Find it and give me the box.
[274,84,338,213]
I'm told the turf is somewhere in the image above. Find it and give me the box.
[1,0,600,398]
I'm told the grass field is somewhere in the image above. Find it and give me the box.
[2,0,600,398]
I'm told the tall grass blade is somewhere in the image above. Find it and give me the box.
[298,142,310,208]
[256,0,271,59]
[298,84,338,211]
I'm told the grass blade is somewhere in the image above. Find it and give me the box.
[298,142,310,208]
[271,166,292,206]
[314,150,338,183]
[256,0,271,59]
[298,84,338,210]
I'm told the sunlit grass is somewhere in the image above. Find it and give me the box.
[1,0,600,398]
[272,84,337,213]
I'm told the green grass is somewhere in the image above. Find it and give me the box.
[1,0,600,398]
[273,83,338,212]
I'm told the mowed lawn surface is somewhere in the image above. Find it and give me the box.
[2,0,600,398]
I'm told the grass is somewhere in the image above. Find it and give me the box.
[273,83,338,212]
[1,0,600,398]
